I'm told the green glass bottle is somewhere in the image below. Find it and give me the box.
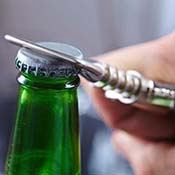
[5,42,82,175]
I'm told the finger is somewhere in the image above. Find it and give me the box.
[81,76,175,139]
[81,32,175,139]
[112,130,153,175]
[87,33,175,112]
[95,32,175,83]
[112,130,145,161]
[112,130,175,175]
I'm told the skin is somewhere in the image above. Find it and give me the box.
[82,33,175,175]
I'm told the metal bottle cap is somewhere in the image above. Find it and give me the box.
[15,42,83,78]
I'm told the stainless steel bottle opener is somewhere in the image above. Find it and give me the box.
[5,35,175,109]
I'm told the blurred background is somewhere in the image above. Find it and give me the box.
[1,0,175,174]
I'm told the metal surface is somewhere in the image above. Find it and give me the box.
[5,35,175,109]
[14,42,83,78]
[5,35,103,81]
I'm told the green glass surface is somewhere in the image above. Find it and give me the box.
[5,74,81,175]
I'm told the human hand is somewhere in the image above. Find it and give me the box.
[82,33,175,175]
[112,130,175,175]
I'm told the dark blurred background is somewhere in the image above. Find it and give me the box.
[1,0,175,174]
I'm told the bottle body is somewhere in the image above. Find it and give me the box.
[5,74,80,175]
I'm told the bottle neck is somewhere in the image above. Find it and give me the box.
[17,73,80,90]
[6,73,81,175]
